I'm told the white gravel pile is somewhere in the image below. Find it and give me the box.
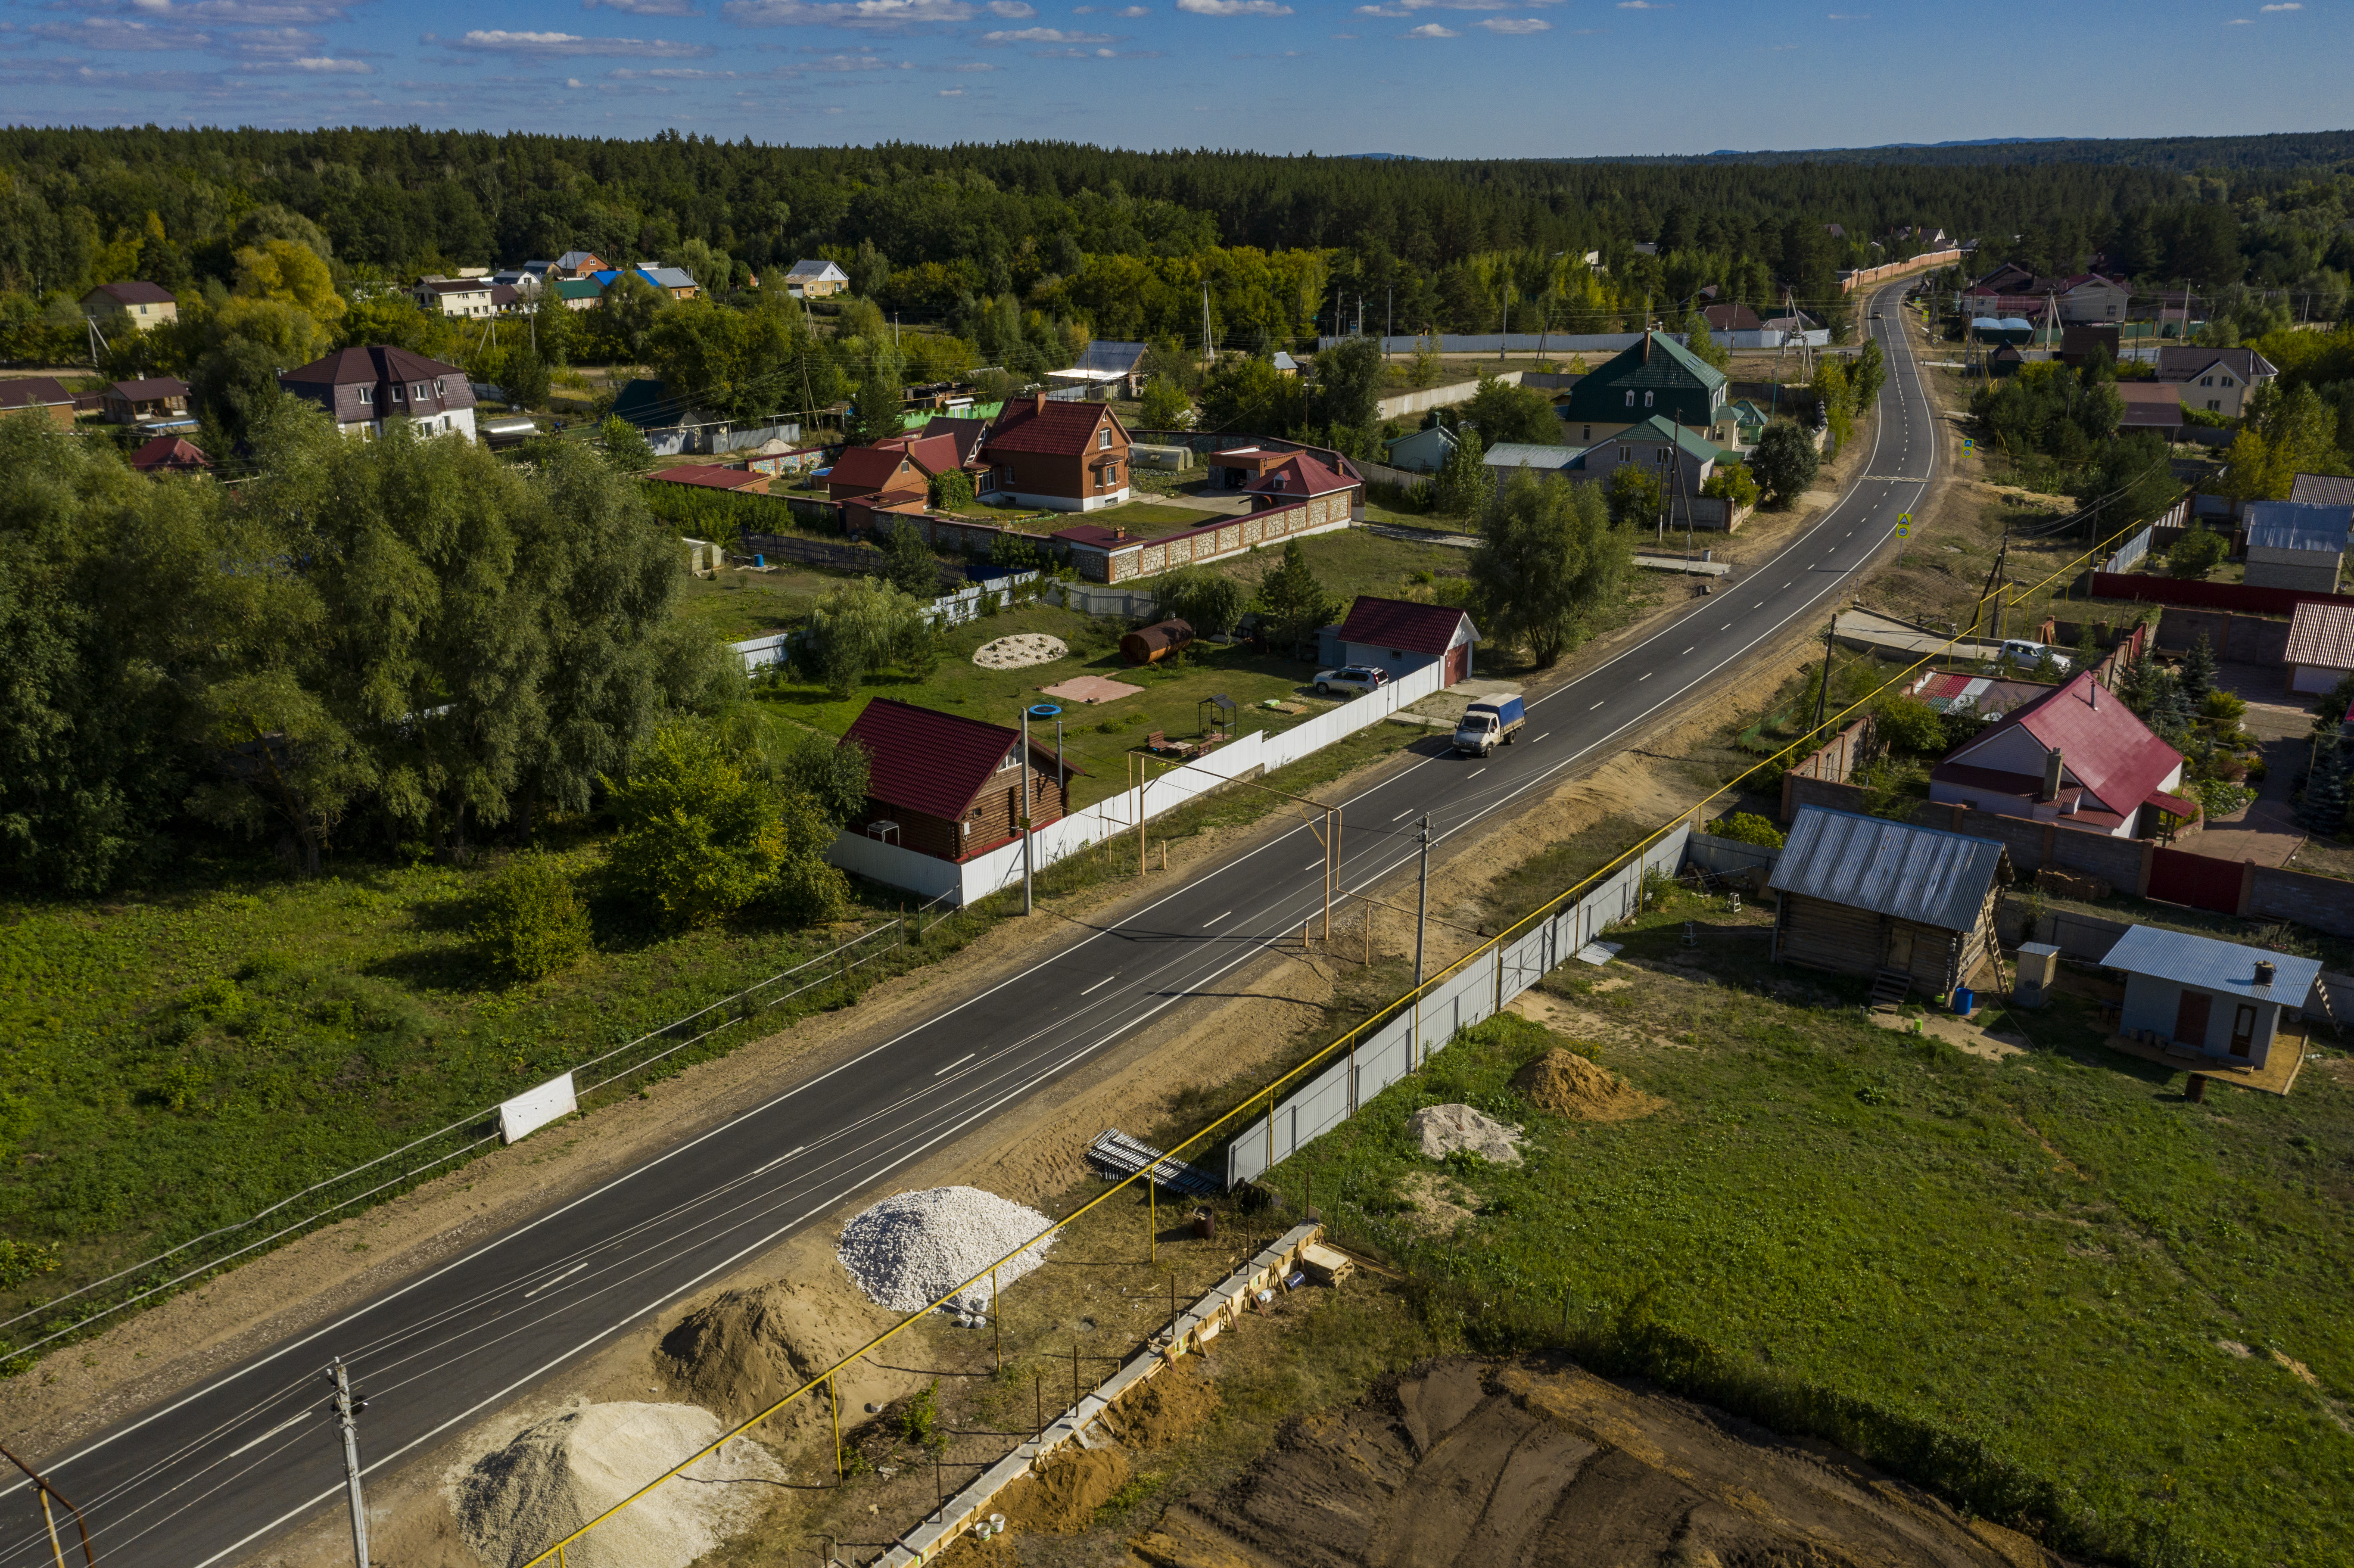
[837,1185,1056,1313]
[455,1401,780,1568]
[1409,1103,1525,1165]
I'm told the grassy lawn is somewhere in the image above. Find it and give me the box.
[747,600,1364,811]
[1274,890,2354,1566]
[675,566,841,642]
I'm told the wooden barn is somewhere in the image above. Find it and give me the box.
[840,698,1078,862]
[1767,806,2011,1002]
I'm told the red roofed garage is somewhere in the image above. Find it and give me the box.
[1335,595,1479,685]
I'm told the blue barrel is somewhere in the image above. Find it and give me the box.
[755,554,766,568]
[1950,987,1974,1014]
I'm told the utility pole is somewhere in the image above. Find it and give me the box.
[329,1359,370,1568]
[1812,622,1836,734]
[1,1444,94,1568]
[1413,815,1430,1066]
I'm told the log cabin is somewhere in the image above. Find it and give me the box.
[1767,806,2012,1000]
[840,698,1078,862]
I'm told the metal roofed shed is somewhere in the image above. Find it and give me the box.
[2282,600,2354,694]
[2242,499,2354,593]
[1767,806,2012,998]
[2099,925,2321,1071]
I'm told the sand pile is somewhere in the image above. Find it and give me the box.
[656,1277,906,1431]
[1407,1104,1523,1164]
[1511,1048,1664,1123]
[838,1186,1055,1313]
[1103,1363,1221,1451]
[973,633,1066,669]
[997,1446,1133,1535]
[455,1401,781,1568]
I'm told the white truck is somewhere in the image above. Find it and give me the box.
[1451,692,1527,757]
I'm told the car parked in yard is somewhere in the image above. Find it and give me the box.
[1313,665,1387,698]
[1999,639,2073,674]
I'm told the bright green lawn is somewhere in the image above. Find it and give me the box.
[1280,895,2354,1566]
[749,600,1360,810]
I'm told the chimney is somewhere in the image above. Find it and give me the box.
[2041,747,2063,803]
[1034,391,1048,415]
[2255,960,2277,986]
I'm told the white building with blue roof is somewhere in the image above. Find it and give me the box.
[2099,925,2320,1070]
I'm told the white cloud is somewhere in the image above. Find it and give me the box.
[797,50,910,65]
[1477,16,1546,31]
[567,75,585,84]
[1825,10,1867,17]
[938,85,962,92]
[1403,21,1456,35]
[987,1,1037,12]
[1616,1,1667,7]
[583,0,704,12]
[238,53,371,70]
[440,29,713,55]
[2260,2,2302,9]
[983,24,1112,38]
[28,17,212,50]
[2225,16,2253,22]
[722,0,980,27]
[1176,0,1293,14]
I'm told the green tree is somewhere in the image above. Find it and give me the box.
[1252,539,1340,652]
[1712,812,1784,848]
[604,723,790,930]
[2180,632,2218,703]
[800,578,935,696]
[474,851,592,981]
[1851,337,1887,408]
[1679,309,1730,372]
[189,334,284,456]
[1462,375,1559,447]
[1749,419,1820,507]
[2301,732,2348,836]
[1432,425,1495,517]
[1467,470,1628,667]
[595,270,667,363]
[1810,360,1857,447]
[1138,375,1192,429]
[600,414,657,475]
[1874,692,1947,755]
[1700,461,1759,509]
[1197,355,1300,433]
[645,298,754,421]
[1152,565,1248,637]
[1311,336,1384,431]
[847,354,907,446]
[1604,463,1664,530]
[182,668,374,878]
[878,521,944,600]
[778,724,871,827]
[2166,522,2227,579]
[929,467,976,511]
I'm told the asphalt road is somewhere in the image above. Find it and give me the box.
[0,279,1940,1568]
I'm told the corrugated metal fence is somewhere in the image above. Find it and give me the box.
[1224,826,1691,1187]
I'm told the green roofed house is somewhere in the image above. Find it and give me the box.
[1555,329,1729,448]
[1711,398,1772,456]
[1557,415,1738,525]
[551,277,604,312]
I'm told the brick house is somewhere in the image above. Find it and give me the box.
[828,444,930,506]
[0,377,77,428]
[977,395,1132,512]
[277,346,479,442]
[1242,451,1362,517]
[841,698,1077,861]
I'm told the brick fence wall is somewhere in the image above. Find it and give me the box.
[2151,607,2292,666]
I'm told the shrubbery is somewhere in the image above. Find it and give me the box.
[476,851,592,981]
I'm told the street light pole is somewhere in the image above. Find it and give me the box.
[1413,815,1430,1065]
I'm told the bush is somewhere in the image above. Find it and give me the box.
[1701,461,1759,509]
[603,724,845,930]
[928,468,976,511]
[1749,419,1820,508]
[476,852,592,981]
[2166,523,2227,579]
[1713,812,1784,848]
[1873,693,1948,756]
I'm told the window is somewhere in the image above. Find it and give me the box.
[413,383,428,401]
[1644,391,1654,408]
[2208,399,2222,411]
[1618,447,1630,463]
[1654,448,1666,464]
[1582,426,1591,441]
[390,383,404,403]
[1098,428,1111,449]
[2221,376,2235,388]
[2200,376,2213,387]
[357,386,373,405]
[1623,391,1635,407]
[1106,461,1120,484]
[435,378,447,396]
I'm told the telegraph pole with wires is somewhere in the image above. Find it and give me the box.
[329,1359,371,1568]
[1812,622,1836,734]
[1412,815,1430,1065]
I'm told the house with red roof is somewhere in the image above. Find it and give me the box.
[1929,671,2190,837]
[839,698,1078,861]
[827,444,929,506]
[1242,451,1362,518]
[977,394,1131,512]
[129,434,211,476]
[1335,596,1479,685]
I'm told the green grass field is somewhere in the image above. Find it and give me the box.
[1275,890,2354,1567]
[748,599,1373,811]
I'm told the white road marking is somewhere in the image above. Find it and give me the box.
[1680,646,1693,655]
[750,1146,807,1176]
[1468,767,1486,778]
[1533,732,1549,743]
[1391,808,1414,821]
[1080,974,1116,995]
[933,1053,976,1076]
[1590,700,1605,709]
[1205,911,1231,926]
[225,1415,311,1462]
[522,1263,588,1299]
[1640,672,1652,680]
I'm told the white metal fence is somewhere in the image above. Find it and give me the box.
[1224,826,1692,1186]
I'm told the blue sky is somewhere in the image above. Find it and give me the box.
[0,1,2344,157]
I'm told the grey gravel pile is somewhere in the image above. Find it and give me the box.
[836,1185,1055,1313]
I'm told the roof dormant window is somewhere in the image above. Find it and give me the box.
[390,383,405,403]
[1644,391,1655,408]
[1624,390,1635,407]
[434,378,447,396]
[357,386,373,405]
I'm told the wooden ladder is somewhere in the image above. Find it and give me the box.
[1869,968,1913,1011]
